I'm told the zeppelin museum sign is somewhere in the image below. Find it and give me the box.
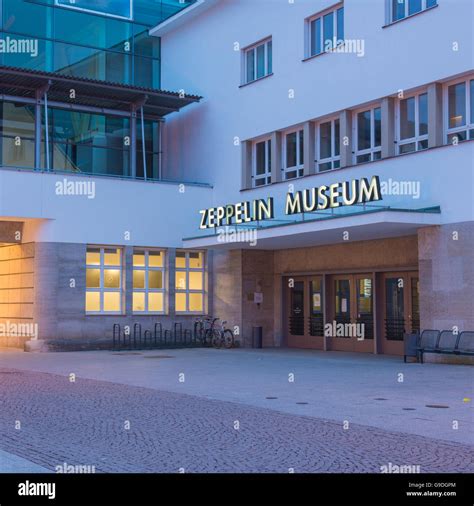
[199,175,382,230]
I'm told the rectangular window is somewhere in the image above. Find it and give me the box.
[446,78,474,144]
[390,0,437,23]
[397,92,429,154]
[283,129,304,180]
[175,251,206,314]
[253,138,272,187]
[317,118,340,172]
[308,5,344,57]
[86,247,122,313]
[133,250,166,314]
[354,107,382,164]
[244,38,272,84]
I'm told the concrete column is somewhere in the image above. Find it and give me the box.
[303,121,315,176]
[130,108,137,178]
[270,131,282,183]
[339,110,352,168]
[381,96,395,158]
[124,246,133,316]
[168,248,176,317]
[241,140,252,189]
[428,82,443,148]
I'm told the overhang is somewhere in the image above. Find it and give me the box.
[182,206,442,250]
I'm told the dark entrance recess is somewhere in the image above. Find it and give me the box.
[289,281,305,335]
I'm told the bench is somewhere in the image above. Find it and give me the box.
[417,330,474,363]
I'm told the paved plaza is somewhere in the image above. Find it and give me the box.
[0,348,472,473]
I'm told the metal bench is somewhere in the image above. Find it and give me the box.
[456,331,474,356]
[417,330,474,363]
[416,329,440,363]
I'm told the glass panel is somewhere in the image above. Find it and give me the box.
[319,162,332,172]
[175,252,186,268]
[426,0,437,6]
[291,282,304,317]
[418,139,428,150]
[335,280,350,316]
[337,8,344,42]
[246,49,255,83]
[189,252,203,269]
[267,40,272,74]
[175,293,186,312]
[334,119,340,156]
[385,278,404,318]
[104,248,121,266]
[319,121,332,159]
[374,108,382,147]
[56,0,132,20]
[357,279,372,314]
[357,111,371,151]
[311,18,322,56]
[2,0,48,38]
[408,0,422,15]
[133,270,145,289]
[256,141,266,175]
[256,44,265,79]
[418,93,428,136]
[149,251,163,268]
[448,132,467,144]
[86,269,100,288]
[448,82,466,128]
[148,271,163,289]
[392,0,406,21]
[133,292,146,312]
[104,292,120,312]
[310,279,323,313]
[470,80,474,124]
[400,142,416,154]
[400,97,415,139]
[286,132,297,168]
[86,248,101,265]
[85,291,100,312]
[189,271,203,290]
[298,130,304,165]
[104,269,120,289]
[323,12,334,51]
[148,292,164,312]
[373,151,382,161]
[133,251,145,267]
[189,293,203,312]
[175,271,187,290]
[356,154,371,164]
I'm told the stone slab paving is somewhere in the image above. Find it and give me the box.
[0,367,472,473]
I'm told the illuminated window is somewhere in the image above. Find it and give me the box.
[353,106,382,164]
[396,92,429,154]
[86,247,122,313]
[133,250,166,313]
[175,251,206,313]
[446,78,474,144]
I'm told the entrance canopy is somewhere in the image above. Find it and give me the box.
[182,205,442,250]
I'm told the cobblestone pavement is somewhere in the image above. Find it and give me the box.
[0,367,472,473]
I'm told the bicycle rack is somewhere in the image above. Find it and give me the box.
[113,323,121,350]
[143,329,152,348]
[133,323,142,349]
[184,329,193,346]
[154,322,162,347]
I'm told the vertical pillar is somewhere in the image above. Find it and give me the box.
[34,92,42,170]
[270,131,282,183]
[339,109,352,168]
[241,140,252,189]
[130,107,137,178]
[168,248,176,317]
[372,271,378,355]
[428,82,443,148]
[381,96,395,159]
[303,121,315,176]
[322,273,328,351]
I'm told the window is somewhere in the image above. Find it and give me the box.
[244,38,272,84]
[397,92,428,154]
[56,0,133,20]
[283,129,304,180]
[133,250,166,313]
[86,247,122,313]
[390,0,437,23]
[175,251,206,314]
[446,78,474,143]
[354,107,382,164]
[253,138,272,187]
[308,4,344,57]
[316,118,340,172]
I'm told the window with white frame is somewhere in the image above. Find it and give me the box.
[283,129,304,180]
[446,78,474,144]
[175,251,206,313]
[244,38,272,84]
[133,250,166,313]
[316,118,340,172]
[396,92,428,154]
[85,247,122,313]
[354,107,382,164]
[253,138,272,187]
[390,0,437,23]
[307,3,344,58]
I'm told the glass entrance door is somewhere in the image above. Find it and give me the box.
[385,277,405,341]
[289,281,305,336]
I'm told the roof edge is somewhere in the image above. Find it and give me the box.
[149,0,219,37]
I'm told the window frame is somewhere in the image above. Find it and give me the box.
[282,127,305,180]
[395,91,429,155]
[353,105,382,164]
[389,0,438,24]
[243,37,273,85]
[175,251,207,315]
[85,246,123,315]
[252,137,272,188]
[132,249,167,315]
[444,76,474,144]
[307,3,344,58]
[55,0,134,21]
[316,117,341,172]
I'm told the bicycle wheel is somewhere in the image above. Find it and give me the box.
[204,328,214,347]
[212,329,223,349]
[223,329,234,349]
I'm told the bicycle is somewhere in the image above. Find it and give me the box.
[211,319,235,349]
